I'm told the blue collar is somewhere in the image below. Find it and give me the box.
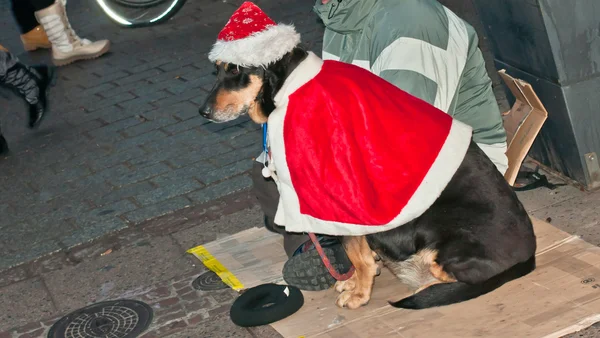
[262,123,268,156]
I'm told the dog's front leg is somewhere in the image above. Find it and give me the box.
[335,236,378,309]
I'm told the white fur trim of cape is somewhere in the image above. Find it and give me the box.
[208,24,301,67]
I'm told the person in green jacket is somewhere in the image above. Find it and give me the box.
[252,0,509,291]
[315,0,508,171]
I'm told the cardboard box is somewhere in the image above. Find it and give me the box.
[499,70,549,186]
[190,218,600,337]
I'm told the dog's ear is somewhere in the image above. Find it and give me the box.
[261,68,278,115]
[257,46,309,117]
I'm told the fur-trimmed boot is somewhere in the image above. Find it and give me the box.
[35,0,110,66]
[0,62,55,128]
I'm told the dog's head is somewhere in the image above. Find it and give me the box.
[200,47,308,124]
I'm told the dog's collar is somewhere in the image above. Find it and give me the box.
[273,52,324,107]
[262,123,268,156]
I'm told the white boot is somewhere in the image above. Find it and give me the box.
[35,0,110,66]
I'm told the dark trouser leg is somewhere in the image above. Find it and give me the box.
[251,161,309,258]
[11,0,55,34]
[0,126,8,155]
[10,0,43,34]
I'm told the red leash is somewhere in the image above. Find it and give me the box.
[307,232,355,281]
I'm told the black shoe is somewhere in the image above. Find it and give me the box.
[282,237,353,291]
[0,62,56,129]
[0,134,8,156]
[28,65,56,129]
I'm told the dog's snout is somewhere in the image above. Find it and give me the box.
[200,107,209,118]
[199,105,210,118]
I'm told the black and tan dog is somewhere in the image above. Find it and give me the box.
[200,45,536,310]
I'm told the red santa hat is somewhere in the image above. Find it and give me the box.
[208,2,301,67]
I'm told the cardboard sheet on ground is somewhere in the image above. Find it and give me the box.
[189,218,600,337]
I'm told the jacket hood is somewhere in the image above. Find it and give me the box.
[313,0,379,34]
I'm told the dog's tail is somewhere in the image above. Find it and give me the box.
[390,255,536,309]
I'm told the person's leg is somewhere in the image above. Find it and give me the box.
[11,0,39,34]
[28,0,56,10]
[251,161,309,257]
[476,142,509,176]
[0,126,8,155]
[0,50,55,129]
[251,160,352,290]
[10,0,52,51]
[33,0,110,66]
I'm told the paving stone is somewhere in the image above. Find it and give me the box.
[111,130,169,153]
[166,144,232,168]
[84,92,137,112]
[163,116,209,135]
[209,145,260,167]
[96,181,157,206]
[150,161,217,186]
[112,68,163,87]
[90,105,131,124]
[109,162,171,187]
[73,164,133,189]
[199,160,253,185]
[530,190,600,246]
[152,89,202,109]
[0,278,55,329]
[171,102,203,121]
[0,240,63,273]
[80,71,131,89]
[171,206,263,251]
[82,83,118,97]
[87,116,143,140]
[135,180,203,206]
[0,266,29,288]
[88,146,148,172]
[187,175,253,205]
[43,236,198,313]
[122,117,178,138]
[118,92,172,112]
[227,131,261,149]
[246,326,284,338]
[124,196,192,224]
[60,217,128,249]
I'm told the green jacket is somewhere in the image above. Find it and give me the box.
[313,0,506,145]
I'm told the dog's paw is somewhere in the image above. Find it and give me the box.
[334,278,356,293]
[336,289,370,309]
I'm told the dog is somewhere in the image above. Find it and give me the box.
[200,46,536,310]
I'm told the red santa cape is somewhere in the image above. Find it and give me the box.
[267,52,473,236]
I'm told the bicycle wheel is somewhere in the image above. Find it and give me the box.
[95,0,187,28]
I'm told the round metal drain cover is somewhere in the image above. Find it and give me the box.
[48,299,153,338]
[192,271,228,291]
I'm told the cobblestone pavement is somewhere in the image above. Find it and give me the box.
[2,0,600,336]
[0,190,285,337]
[0,0,513,273]
[0,0,325,272]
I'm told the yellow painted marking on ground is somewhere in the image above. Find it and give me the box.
[187,245,245,291]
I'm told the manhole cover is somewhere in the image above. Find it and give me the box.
[48,299,153,338]
[192,271,228,291]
